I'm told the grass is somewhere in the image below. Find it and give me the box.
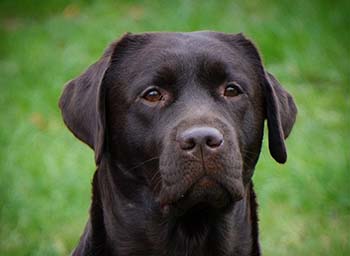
[0,0,349,255]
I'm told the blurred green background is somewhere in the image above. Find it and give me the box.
[0,0,349,255]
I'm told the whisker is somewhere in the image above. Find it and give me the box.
[150,169,161,183]
[154,175,163,191]
[125,156,160,172]
[241,149,259,155]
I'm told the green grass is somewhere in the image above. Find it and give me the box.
[0,0,349,255]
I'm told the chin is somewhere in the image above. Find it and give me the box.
[167,177,235,218]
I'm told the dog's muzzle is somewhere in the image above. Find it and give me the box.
[159,125,244,214]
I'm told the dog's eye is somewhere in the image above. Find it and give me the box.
[142,88,163,102]
[224,82,243,97]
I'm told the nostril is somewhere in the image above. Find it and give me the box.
[206,135,223,148]
[180,137,196,150]
[178,127,224,151]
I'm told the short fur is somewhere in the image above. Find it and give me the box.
[59,31,297,256]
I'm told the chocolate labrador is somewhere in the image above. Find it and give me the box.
[59,31,297,256]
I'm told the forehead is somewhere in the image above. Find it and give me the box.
[110,32,260,92]
[141,32,255,74]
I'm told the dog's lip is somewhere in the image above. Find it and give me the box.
[161,177,232,216]
[195,176,218,189]
[176,176,221,203]
[159,176,238,210]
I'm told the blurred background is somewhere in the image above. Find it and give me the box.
[0,0,349,255]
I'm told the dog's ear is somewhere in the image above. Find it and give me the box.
[59,45,111,165]
[59,33,143,165]
[216,32,297,163]
[264,72,297,163]
[263,71,297,163]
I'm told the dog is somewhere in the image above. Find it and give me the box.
[59,31,297,256]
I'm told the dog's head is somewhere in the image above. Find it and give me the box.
[59,32,297,215]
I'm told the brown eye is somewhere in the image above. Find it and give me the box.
[142,88,163,102]
[224,82,242,97]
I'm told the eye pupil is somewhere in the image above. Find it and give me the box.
[143,89,162,102]
[149,91,158,97]
[224,83,241,97]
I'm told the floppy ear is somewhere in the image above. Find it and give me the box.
[263,71,297,163]
[216,32,297,163]
[59,33,132,165]
[59,50,110,165]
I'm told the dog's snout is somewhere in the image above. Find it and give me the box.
[178,127,223,151]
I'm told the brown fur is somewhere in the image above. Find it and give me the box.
[59,31,297,255]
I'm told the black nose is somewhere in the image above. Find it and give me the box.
[178,127,224,151]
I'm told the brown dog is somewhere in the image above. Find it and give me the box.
[59,31,297,256]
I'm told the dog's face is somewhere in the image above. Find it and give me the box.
[59,32,297,216]
[105,33,266,213]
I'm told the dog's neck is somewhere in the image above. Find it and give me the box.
[72,161,260,256]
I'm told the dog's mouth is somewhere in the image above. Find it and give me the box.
[161,176,234,217]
